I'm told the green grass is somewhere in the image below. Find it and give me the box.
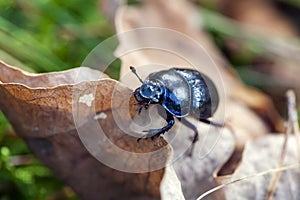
[0,0,115,72]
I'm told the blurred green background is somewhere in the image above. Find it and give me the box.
[0,0,299,199]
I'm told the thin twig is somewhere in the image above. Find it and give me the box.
[265,125,290,200]
[266,89,299,200]
[286,90,300,160]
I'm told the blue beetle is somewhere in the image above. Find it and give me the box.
[130,66,222,152]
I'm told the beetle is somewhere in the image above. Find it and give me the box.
[130,66,223,154]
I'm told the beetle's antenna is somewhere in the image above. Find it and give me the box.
[130,66,143,83]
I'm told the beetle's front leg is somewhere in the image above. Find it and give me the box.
[137,101,151,114]
[200,118,223,128]
[137,112,175,141]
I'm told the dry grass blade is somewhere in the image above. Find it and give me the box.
[265,124,290,200]
[286,90,300,160]
[265,90,296,200]
[265,90,300,200]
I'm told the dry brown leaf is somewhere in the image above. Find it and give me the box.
[160,166,185,200]
[0,61,171,200]
[100,0,124,26]
[219,135,300,200]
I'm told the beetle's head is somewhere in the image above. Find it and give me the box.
[130,66,164,104]
[134,80,164,103]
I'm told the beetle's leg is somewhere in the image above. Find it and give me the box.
[138,106,143,114]
[140,101,150,113]
[200,118,223,128]
[144,101,150,110]
[178,117,198,156]
[137,112,175,142]
[137,101,150,114]
[178,118,199,143]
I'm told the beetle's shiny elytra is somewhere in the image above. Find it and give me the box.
[130,66,222,155]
